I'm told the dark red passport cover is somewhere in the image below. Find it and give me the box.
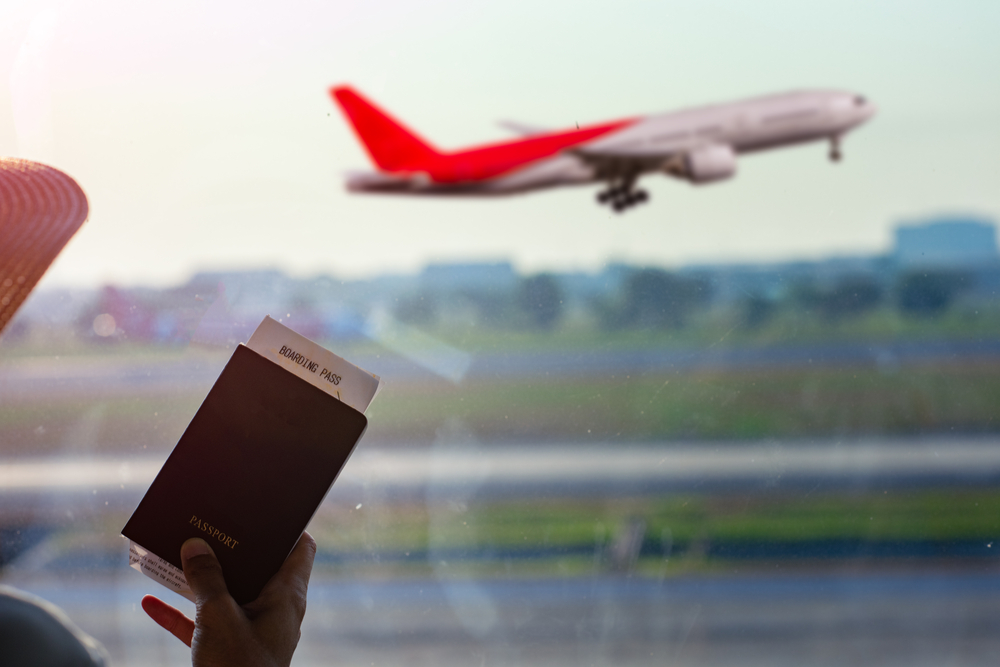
[122,344,368,605]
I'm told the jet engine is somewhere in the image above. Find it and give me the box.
[665,144,737,184]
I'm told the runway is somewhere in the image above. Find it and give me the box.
[2,338,999,399]
[6,569,1000,667]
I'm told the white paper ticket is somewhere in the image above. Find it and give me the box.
[247,315,382,413]
[128,540,195,602]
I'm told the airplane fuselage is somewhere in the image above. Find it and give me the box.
[593,90,871,157]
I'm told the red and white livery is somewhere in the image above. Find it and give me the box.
[331,86,875,213]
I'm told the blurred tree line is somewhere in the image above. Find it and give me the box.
[592,269,711,330]
[393,266,981,333]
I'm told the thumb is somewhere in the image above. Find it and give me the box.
[180,538,230,603]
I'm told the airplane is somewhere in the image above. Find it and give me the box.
[330,86,875,213]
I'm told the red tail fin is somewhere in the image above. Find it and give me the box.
[330,86,439,172]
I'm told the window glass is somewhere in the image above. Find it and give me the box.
[2,1,1000,664]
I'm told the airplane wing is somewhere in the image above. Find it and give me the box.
[569,147,681,180]
[572,139,691,161]
[497,120,551,136]
[572,141,736,185]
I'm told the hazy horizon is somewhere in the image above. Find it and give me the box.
[24,210,998,294]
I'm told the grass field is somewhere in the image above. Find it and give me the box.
[421,305,1000,353]
[3,301,1000,358]
[4,307,999,580]
[31,487,1000,580]
[2,361,999,456]
[367,363,1000,442]
[4,302,1000,453]
[307,489,1000,553]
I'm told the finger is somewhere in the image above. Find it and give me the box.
[180,538,231,604]
[272,531,317,593]
[141,595,195,647]
[258,531,316,607]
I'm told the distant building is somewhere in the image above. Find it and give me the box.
[893,216,999,267]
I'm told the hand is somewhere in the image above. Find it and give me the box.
[141,531,316,667]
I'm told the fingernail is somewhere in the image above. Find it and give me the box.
[181,538,213,561]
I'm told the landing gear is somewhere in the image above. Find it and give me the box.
[829,135,842,162]
[596,178,648,213]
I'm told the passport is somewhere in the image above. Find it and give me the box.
[122,317,380,605]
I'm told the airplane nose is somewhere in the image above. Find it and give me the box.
[860,102,877,122]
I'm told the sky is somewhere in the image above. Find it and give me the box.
[1,0,999,287]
